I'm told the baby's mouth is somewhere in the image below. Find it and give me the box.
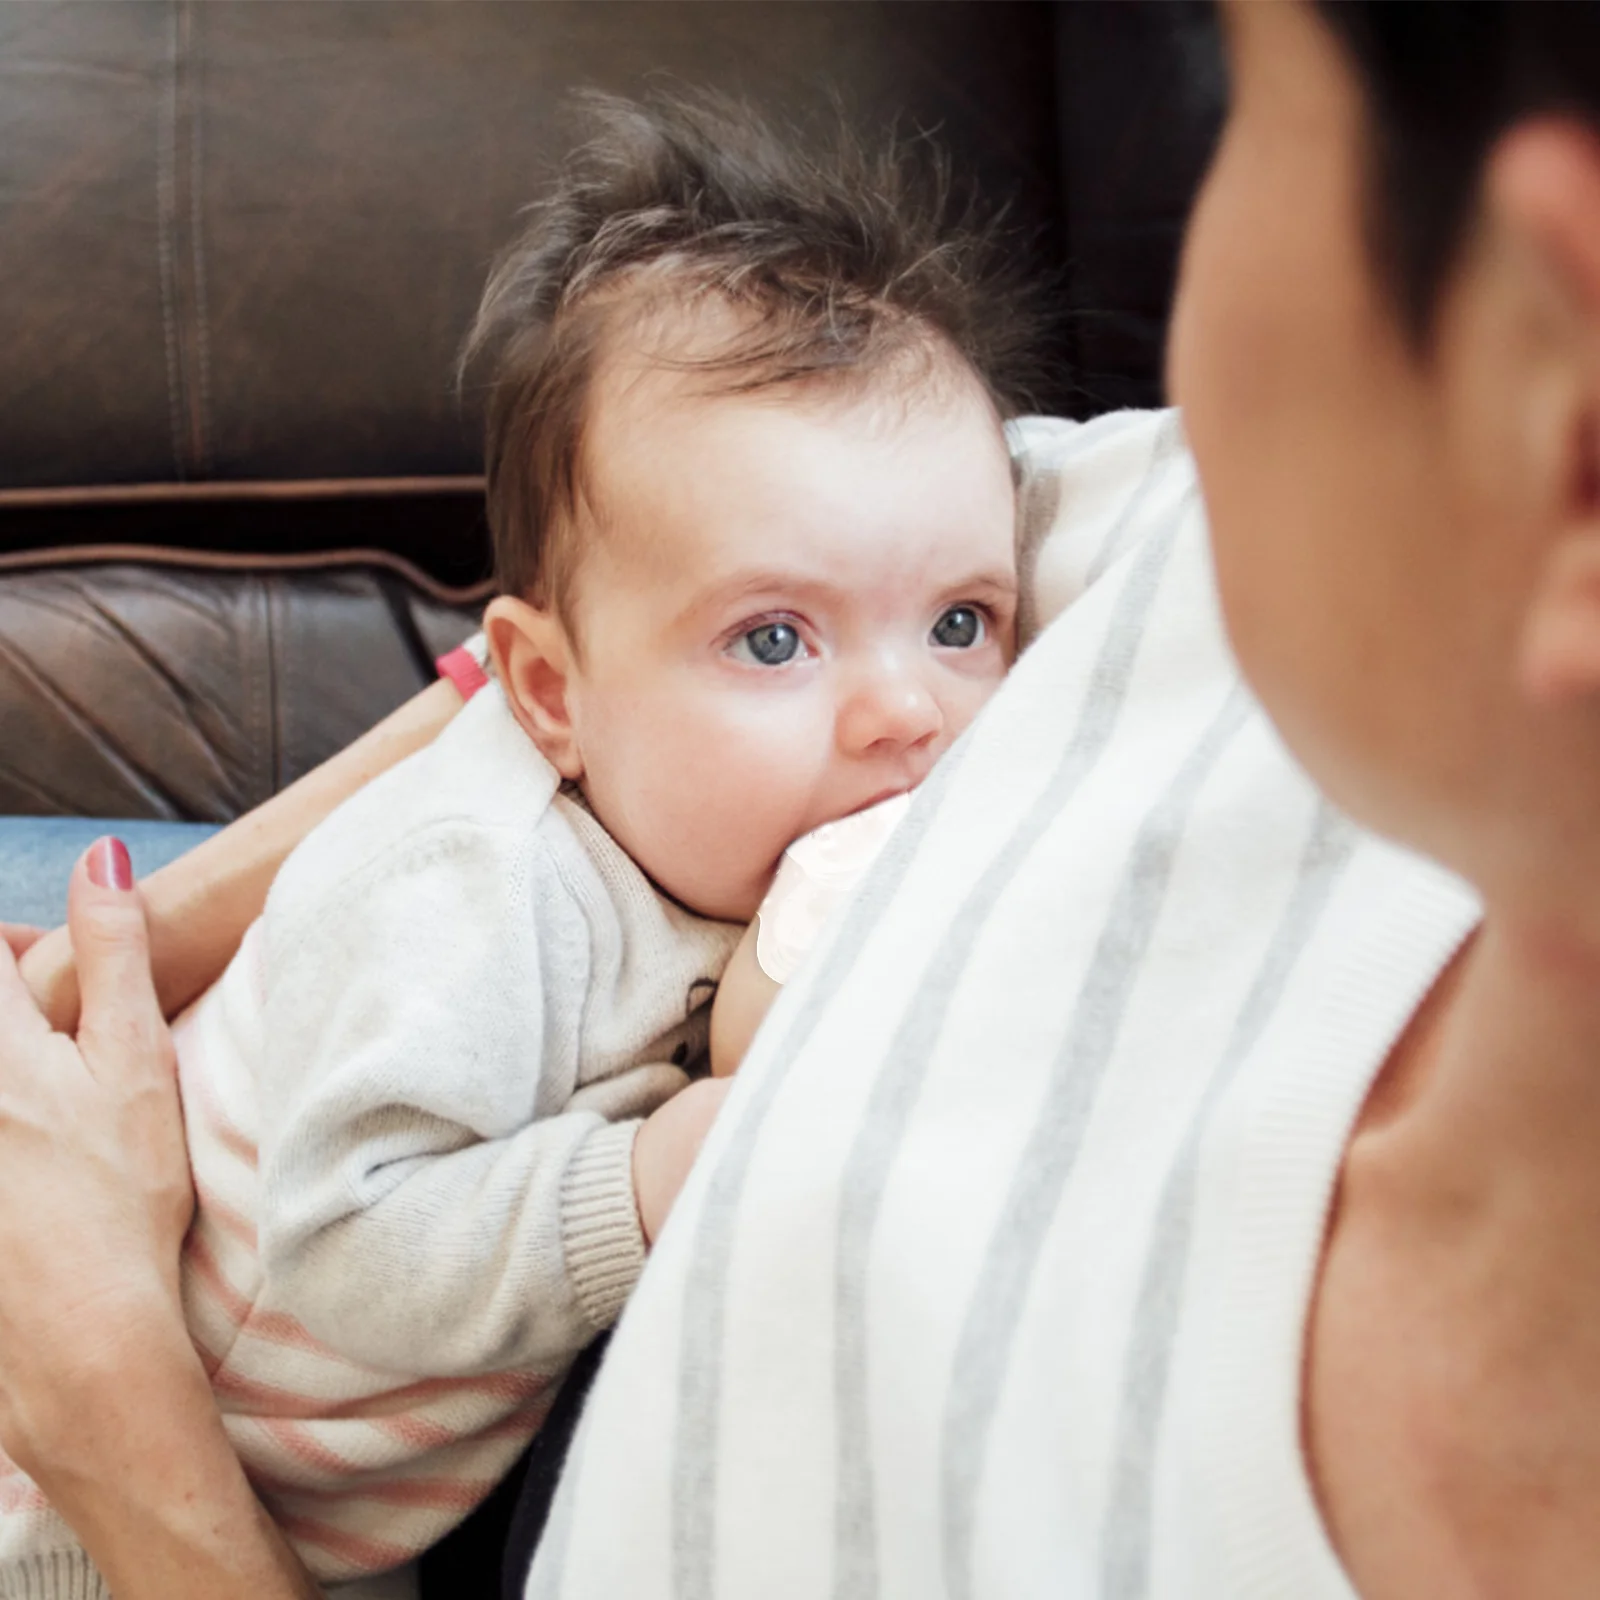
[849,784,917,817]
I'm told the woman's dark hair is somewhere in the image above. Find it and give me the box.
[1314,1,1600,340]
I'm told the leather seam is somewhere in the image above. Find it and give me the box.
[0,477,485,508]
[156,0,187,480]
[0,544,492,608]
[156,0,212,480]
[184,0,214,474]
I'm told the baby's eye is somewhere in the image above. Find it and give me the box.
[729,620,807,667]
[931,605,985,649]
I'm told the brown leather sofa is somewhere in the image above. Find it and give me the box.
[0,0,1222,829]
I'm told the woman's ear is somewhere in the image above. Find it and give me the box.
[1520,530,1600,707]
[483,596,585,779]
[1491,124,1600,710]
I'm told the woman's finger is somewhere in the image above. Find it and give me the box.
[0,924,44,960]
[68,839,170,1085]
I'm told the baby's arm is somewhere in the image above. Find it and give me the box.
[259,819,663,1374]
[20,674,466,1032]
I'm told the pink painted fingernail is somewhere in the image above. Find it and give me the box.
[86,837,134,892]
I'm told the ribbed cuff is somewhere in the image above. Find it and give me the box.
[559,1119,648,1333]
[4,1550,110,1599]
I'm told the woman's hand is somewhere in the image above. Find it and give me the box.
[0,839,318,1599]
[0,838,193,1426]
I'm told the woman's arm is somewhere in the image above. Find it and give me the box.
[0,843,319,1599]
[28,1313,321,1600]
[21,676,466,1033]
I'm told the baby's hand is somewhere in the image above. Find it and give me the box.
[0,924,43,959]
[632,1077,731,1246]
[13,925,79,1034]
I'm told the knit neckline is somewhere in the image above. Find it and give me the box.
[1193,846,1480,1598]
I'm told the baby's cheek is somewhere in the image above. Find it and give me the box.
[948,664,1009,739]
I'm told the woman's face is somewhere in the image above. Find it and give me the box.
[1169,0,1573,895]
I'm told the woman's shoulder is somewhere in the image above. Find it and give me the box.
[1013,407,1194,645]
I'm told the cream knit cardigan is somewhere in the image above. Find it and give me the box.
[0,683,738,1596]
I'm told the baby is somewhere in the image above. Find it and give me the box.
[0,92,1036,1596]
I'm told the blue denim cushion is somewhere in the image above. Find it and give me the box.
[0,817,219,928]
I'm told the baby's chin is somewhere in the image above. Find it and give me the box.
[653,791,922,926]
[645,858,775,927]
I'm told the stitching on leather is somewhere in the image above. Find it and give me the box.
[156,0,187,479]
[156,0,212,481]
[0,477,485,509]
[181,0,214,474]
[0,545,494,607]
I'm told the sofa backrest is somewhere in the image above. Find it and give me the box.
[1,3,1065,501]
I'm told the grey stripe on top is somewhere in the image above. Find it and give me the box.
[937,688,1252,1600]
[832,502,1191,1600]
[1096,803,1356,1600]
[667,733,971,1600]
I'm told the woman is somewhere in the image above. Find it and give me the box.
[8,2,1600,1594]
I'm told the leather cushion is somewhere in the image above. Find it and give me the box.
[0,553,483,820]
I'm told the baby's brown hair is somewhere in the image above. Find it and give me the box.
[461,89,1048,613]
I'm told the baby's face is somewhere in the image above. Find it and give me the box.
[562,356,1017,922]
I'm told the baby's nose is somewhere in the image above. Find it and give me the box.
[836,667,942,757]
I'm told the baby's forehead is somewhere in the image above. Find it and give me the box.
[583,310,1009,495]
[597,275,1001,422]
[588,363,1009,556]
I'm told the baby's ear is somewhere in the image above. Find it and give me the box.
[483,596,585,779]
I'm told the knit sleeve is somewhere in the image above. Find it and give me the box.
[255,815,647,1376]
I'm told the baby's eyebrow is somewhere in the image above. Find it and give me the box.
[956,568,1019,598]
[672,564,1020,632]
[934,568,1019,613]
[677,569,845,620]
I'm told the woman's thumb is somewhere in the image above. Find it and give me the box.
[68,838,165,1074]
